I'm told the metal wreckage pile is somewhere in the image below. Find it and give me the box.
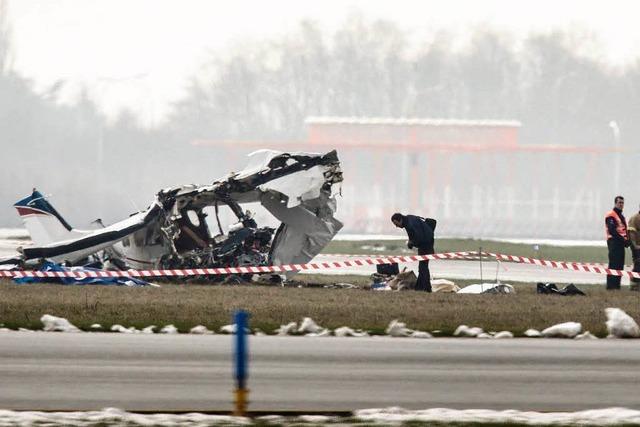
[9,150,343,283]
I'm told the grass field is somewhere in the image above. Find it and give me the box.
[2,274,638,337]
[322,238,609,264]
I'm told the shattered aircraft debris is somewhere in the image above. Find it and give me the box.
[11,150,343,277]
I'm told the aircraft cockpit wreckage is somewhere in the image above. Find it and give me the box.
[9,150,343,280]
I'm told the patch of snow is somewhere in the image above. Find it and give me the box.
[275,322,297,336]
[110,324,138,334]
[542,321,582,338]
[493,331,514,339]
[409,330,432,339]
[298,317,323,334]
[90,324,102,330]
[575,331,599,340]
[355,406,640,425]
[160,324,178,334]
[141,325,156,334]
[296,415,333,423]
[334,326,369,337]
[0,327,11,332]
[18,327,33,332]
[605,308,640,338]
[524,328,542,337]
[453,325,484,337]
[220,324,235,334]
[385,320,413,337]
[476,332,493,339]
[305,328,331,337]
[189,325,213,335]
[219,324,250,334]
[40,314,80,333]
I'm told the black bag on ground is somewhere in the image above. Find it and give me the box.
[377,263,399,275]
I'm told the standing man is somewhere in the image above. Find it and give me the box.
[391,213,435,292]
[605,196,630,290]
[627,204,640,291]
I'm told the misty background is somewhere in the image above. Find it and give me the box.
[1,1,638,239]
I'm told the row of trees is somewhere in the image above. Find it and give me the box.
[1,11,639,225]
[170,18,640,146]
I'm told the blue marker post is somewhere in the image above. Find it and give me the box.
[233,310,249,416]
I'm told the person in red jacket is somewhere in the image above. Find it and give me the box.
[605,196,630,290]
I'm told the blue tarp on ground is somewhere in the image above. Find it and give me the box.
[13,261,152,286]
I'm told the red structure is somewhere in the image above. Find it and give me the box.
[194,116,634,239]
[306,117,520,150]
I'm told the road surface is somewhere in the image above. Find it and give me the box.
[1,332,639,412]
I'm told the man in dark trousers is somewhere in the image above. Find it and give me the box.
[391,212,435,292]
[605,196,630,290]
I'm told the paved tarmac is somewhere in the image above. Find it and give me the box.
[1,332,639,412]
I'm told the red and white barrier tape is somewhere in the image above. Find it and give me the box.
[1,250,639,279]
[485,252,640,279]
[0,251,472,279]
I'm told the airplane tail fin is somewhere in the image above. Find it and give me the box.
[13,189,79,246]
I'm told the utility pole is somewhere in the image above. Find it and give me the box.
[609,121,621,192]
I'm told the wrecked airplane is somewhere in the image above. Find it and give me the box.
[12,150,343,277]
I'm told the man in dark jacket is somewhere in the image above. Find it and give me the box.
[391,213,435,292]
[605,196,630,290]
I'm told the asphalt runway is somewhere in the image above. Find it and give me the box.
[1,332,639,412]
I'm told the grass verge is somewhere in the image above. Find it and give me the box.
[2,275,638,337]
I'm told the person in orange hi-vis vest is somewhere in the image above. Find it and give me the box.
[605,196,630,290]
[627,204,640,291]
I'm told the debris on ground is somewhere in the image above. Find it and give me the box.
[431,279,459,293]
[457,283,515,294]
[323,282,359,289]
[537,282,586,296]
[605,308,640,338]
[13,261,153,287]
[541,321,582,338]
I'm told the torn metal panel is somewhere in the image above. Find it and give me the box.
[13,150,343,277]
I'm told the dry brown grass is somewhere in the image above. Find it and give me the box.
[1,277,639,337]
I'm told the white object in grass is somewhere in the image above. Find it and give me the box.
[160,324,178,334]
[524,328,542,337]
[605,308,640,338]
[542,322,582,338]
[385,319,413,337]
[298,317,323,333]
[189,325,213,335]
[40,314,80,333]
